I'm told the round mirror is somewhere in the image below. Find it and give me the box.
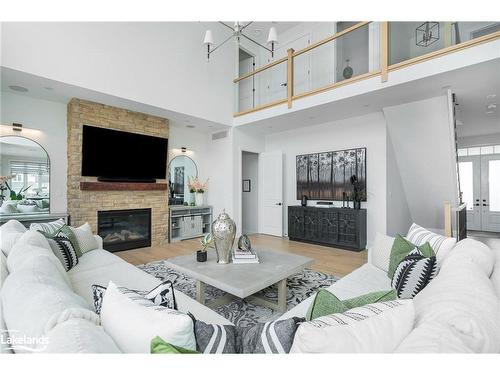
[168,155,198,206]
[0,136,50,216]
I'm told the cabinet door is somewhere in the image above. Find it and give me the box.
[304,209,320,240]
[338,211,358,247]
[288,207,304,239]
[318,210,338,244]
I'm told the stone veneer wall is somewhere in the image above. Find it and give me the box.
[67,98,169,247]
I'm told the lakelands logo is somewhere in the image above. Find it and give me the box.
[1,330,49,352]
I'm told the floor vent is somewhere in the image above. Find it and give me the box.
[212,130,228,141]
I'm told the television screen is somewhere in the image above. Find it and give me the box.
[81,125,168,181]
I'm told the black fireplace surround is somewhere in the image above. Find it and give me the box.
[97,208,151,252]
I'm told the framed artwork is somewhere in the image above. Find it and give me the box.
[242,179,251,192]
[296,147,366,201]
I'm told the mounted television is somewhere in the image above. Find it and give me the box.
[81,125,168,182]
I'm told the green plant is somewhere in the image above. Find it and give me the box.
[1,176,31,201]
[200,233,212,252]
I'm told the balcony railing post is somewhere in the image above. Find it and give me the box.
[381,22,389,82]
[287,48,294,109]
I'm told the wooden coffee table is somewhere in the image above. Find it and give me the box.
[165,249,314,312]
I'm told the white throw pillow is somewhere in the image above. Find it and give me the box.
[406,223,456,265]
[290,300,414,353]
[16,204,40,213]
[30,218,66,235]
[10,230,52,252]
[0,219,27,235]
[370,232,394,272]
[0,203,19,214]
[1,256,91,353]
[71,223,99,253]
[100,281,195,353]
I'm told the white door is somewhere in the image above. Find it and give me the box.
[481,154,500,232]
[259,152,283,236]
[266,34,310,103]
[459,156,481,230]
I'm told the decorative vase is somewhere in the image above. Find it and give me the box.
[212,211,236,264]
[195,193,204,206]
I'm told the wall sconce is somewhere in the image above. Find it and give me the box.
[181,147,187,153]
[12,123,23,132]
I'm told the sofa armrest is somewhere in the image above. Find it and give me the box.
[94,235,103,249]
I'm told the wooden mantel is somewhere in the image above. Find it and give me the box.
[80,181,168,191]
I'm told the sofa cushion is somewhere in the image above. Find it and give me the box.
[9,230,52,253]
[391,248,437,299]
[100,281,195,353]
[290,300,414,353]
[406,223,456,265]
[447,238,495,277]
[0,220,26,256]
[1,255,91,353]
[1,252,8,287]
[194,319,238,354]
[70,223,99,254]
[279,263,391,321]
[402,240,500,353]
[370,232,394,273]
[40,226,81,271]
[69,249,233,326]
[490,247,500,299]
[0,219,26,235]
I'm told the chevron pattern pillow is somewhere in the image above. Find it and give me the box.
[40,225,81,271]
[30,218,66,236]
[391,248,437,299]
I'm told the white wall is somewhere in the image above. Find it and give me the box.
[1,22,235,125]
[242,152,259,234]
[0,91,67,213]
[384,95,459,231]
[265,112,387,247]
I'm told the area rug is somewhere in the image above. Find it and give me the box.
[138,260,338,327]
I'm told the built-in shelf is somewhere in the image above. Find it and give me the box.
[80,181,168,191]
[169,205,212,243]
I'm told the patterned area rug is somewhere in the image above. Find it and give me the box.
[138,260,338,327]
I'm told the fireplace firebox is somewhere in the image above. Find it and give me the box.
[97,208,151,252]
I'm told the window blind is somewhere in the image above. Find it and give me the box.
[10,161,49,175]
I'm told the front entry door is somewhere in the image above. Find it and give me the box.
[480,154,500,232]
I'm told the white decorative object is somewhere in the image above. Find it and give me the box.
[100,281,196,353]
[290,300,415,353]
[195,192,204,206]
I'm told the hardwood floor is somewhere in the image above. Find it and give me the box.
[116,234,368,277]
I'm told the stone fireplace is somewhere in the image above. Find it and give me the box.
[67,98,169,247]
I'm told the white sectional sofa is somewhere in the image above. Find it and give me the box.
[1,218,500,353]
[0,220,231,354]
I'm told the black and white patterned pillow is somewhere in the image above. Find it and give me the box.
[41,227,80,271]
[391,247,437,299]
[238,317,304,354]
[91,280,177,315]
[193,319,238,354]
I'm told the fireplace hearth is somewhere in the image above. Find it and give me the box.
[97,208,151,252]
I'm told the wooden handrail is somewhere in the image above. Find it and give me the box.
[234,57,287,83]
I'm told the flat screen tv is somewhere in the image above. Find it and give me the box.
[81,125,168,182]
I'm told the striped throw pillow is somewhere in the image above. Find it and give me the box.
[30,218,66,236]
[391,248,437,299]
[194,320,238,354]
[406,223,456,264]
[70,223,98,253]
[41,226,80,271]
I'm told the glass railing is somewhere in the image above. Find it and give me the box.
[234,21,500,117]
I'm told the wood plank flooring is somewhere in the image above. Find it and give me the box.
[116,234,368,278]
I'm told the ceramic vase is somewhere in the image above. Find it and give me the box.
[195,193,204,206]
[212,211,236,264]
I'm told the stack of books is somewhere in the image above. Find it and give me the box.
[232,247,259,264]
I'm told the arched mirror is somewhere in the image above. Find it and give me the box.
[0,136,50,216]
[168,155,198,206]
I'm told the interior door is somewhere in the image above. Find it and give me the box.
[459,156,481,230]
[259,151,283,236]
[481,154,500,232]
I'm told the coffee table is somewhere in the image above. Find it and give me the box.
[165,249,314,313]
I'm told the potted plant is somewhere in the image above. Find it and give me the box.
[197,233,212,262]
[350,174,365,210]
[0,175,31,201]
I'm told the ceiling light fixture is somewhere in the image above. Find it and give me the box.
[8,85,28,92]
[203,22,278,61]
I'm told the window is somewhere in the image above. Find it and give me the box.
[458,145,500,156]
[9,161,49,198]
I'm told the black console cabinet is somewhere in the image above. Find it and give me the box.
[288,206,366,251]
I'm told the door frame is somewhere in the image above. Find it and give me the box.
[237,148,261,237]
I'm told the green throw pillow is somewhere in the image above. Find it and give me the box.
[151,336,199,354]
[388,234,434,278]
[39,224,83,258]
[305,289,398,320]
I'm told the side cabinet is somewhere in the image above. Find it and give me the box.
[287,206,366,251]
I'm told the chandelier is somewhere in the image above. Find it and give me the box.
[203,22,278,61]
